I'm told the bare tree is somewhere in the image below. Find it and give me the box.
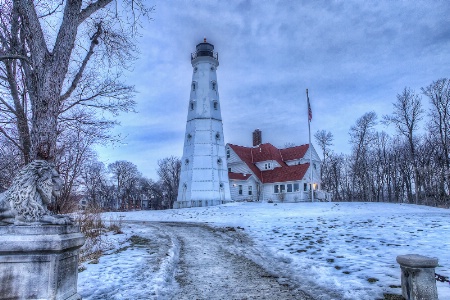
[384,87,424,204]
[422,78,450,195]
[108,160,141,210]
[0,1,151,163]
[314,129,334,186]
[349,111,377,201]
[157,156,181,209]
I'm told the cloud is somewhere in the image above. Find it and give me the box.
[96,0,450,179]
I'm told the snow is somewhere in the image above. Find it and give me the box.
[78,202,450,299]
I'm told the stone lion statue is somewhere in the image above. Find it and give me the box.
[0,160,73,225]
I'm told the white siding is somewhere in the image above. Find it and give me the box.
[255,160,280,171]
[262,180,311,203]
[228,162,252,174]
[229,177,259,202]
[226,146,242,164]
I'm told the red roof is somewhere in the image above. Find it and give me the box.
[228,143,311,183]
[260,163,309,183]
[280,144,309,161]
[228,172,252,181]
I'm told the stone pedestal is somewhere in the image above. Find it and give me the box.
[0,225,85,300]
[396,254,439,300]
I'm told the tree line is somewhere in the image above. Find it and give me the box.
[316,78,450,207]
[0,140,181,212]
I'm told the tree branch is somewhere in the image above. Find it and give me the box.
[59,22,103,103]
[0,55,30,65]
[78,0,113,25]
[0,125,23,151]
[0,95,17,116]
[13,0,49,66]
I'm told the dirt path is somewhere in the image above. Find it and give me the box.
[152,222,314,300]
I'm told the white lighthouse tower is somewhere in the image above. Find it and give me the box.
[174,39,232,209]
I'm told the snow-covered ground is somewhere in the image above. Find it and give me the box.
[78,202,450,299]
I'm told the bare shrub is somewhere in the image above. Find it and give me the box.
[277,191,286,202]
[108,215,124,234]
[75,204,106,264]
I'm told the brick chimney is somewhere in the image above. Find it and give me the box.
[253,129,262,146]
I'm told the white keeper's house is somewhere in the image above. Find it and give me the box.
[226,129,326,203]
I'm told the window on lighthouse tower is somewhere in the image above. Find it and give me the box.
[213,101,218,110]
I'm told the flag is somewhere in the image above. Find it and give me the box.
[307,91,312,122]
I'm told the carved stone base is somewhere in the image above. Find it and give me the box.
[0,225,85,300]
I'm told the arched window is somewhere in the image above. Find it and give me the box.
[185,159,189,165]
[211,81,216,91]
[190,101,195,110]
[213,101,218,110]
[192,82,196,91]
[215,132,220,140]
[217,158,222,164]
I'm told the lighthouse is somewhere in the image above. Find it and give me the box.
[174,39,232,209]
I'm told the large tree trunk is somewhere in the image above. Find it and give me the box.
[16,0,85,161]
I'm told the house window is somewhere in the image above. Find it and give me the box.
[264,163,271,170]
[287,184,292,193]
[248,186,252,195]
[227,149,230,158]
[228,167,231,172]
[313,163,317,170]
[238,185,243,195]
[304,183,308,191]
[294,183,300,192]
[274,185,279,194]
[280,185,286,193]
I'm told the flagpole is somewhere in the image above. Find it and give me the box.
[307,89,314,202]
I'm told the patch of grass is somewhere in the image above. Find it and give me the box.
[383,293,404,300]
[367,277,379,283]
[130,235,151,246]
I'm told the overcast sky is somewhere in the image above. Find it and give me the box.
[95,0,450,179]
